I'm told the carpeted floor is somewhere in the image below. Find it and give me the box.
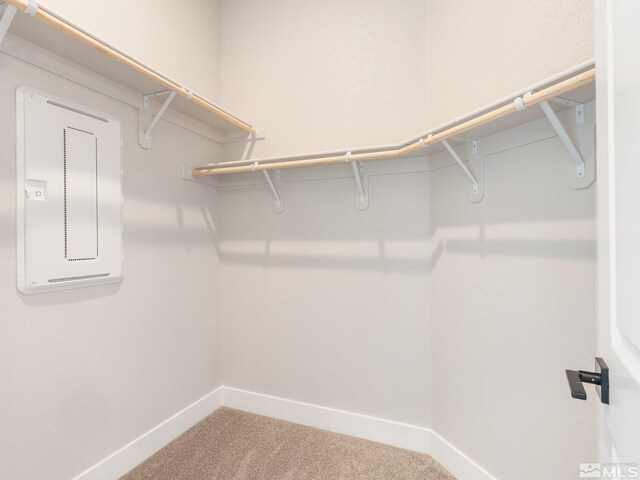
[121,407,455,479]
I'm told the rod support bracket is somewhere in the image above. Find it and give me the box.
[539,100,585,178]
[143,89,172,108]
[262,169,284,213]
[576,104,584,124]
[0,2,18,46]
[450,136,478,154]
[140,90,176,148]
[441,139,481,197]
[346,152,368,211]
[549,96,585,124]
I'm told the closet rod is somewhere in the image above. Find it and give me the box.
[193,67,595,177]
[5,0,256,135]
[198,60,593,170]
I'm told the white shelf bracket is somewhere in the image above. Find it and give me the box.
[257,165,284,213]
[441,140,480,194]
[517,90,584,125]
[539,100,585,178]
[142,90,176,147]
[548,96,584,124]
[0,3,18,46]
[450,136,478,154]
[345,152,368,211]
[262,170,281,206]
[143,89,171,107]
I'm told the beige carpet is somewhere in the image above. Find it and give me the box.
[121,407,455,479]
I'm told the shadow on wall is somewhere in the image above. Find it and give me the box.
[219,235,594,273]
[8,197,221,307]
[5,177,223,305]
[19,283,121,307]
[2,163,223,307]
[220,239,445,273]
[216,136,596,274]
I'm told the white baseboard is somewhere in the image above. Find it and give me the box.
[71,387,223,480]
[428,428,499,480]
[222,386,431,453]
[71,385,496,480]
[221,386,497,480]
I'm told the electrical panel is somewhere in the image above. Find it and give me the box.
[16,87,123,294]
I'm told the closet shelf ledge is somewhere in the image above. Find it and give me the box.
[191,62,595,177]
[3,0,256,136]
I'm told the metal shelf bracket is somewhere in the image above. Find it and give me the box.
[513,93,586,179]
[143,89,171,107]
[549,96,584,124]
[539,100,585,178]
[450,136,478,154]
[141,90,176,148]
[345,152,368,211]
[255,164,284,213]
[441,140,480,194]
[0,2,18,45]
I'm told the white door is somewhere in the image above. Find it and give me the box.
[595,0,640,475]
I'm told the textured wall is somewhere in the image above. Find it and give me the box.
[427,118,597,479]
[219,171,433,427]
[220,0,593,160]
[218,114,597,478]
[0,1,598,478]
[218,0,432,428]
[221,112,597,480]
[219,0,430,158]
[426,0,594,127]
[218,0,596,478]
[37,0,222,102]
[0,47,223,480]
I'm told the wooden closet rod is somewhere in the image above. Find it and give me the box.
[193,67,595,177]
[5,0,256,135]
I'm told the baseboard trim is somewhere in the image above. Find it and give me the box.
[222,386,497,480]
[70,387,223,480]
[71,385,496,480]
[222,386,430,452]
[428,428,499,480]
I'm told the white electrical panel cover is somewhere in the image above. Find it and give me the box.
[16,87,123,294]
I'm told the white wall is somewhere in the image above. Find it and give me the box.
[37,0,222,102]
[0,38,223,480]
[426,0,594,127]
[0,1,597,478]
[218,0,596,478]
[219,0,430,158]
[426,114,597,479]
[218,0,432,427]
[220,0,593,160]
[219,171,433,427]
[218,113,597,478]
